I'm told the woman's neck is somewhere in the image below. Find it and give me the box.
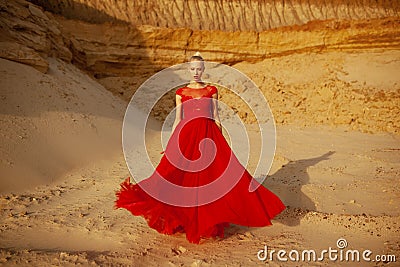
[188,81,206,89]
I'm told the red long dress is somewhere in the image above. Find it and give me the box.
[115,85,285,244]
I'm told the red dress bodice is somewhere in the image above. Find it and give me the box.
[176,85,217,120]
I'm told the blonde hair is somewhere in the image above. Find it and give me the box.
[190,51,204,61]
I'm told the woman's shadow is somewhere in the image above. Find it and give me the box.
[262,151,335,226]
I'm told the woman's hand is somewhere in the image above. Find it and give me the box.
[172,94,183,134]
[215,120,222,132]
[211,90,222,132]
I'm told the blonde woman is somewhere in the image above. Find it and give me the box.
[116,52,285,244]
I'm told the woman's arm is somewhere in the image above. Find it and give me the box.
[172,94,182,133]
[212,92,222,132]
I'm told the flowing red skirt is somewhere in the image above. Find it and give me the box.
[115,117,285,244]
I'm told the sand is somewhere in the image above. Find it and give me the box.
[0,48,399,266]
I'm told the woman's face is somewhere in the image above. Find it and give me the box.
[189,60,205,82]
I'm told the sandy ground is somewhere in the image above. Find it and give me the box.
[0,50,399,266]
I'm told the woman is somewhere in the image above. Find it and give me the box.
[115,52,285,244]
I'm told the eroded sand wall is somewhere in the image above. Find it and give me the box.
[29,0,400,31]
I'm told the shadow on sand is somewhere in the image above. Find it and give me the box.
[223,151,336,240]
[263,151,336,226]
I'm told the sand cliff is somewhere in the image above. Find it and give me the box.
[2,0,399,75]
[29,0,400,31]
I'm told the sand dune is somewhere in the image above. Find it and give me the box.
[0,58,125,192]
